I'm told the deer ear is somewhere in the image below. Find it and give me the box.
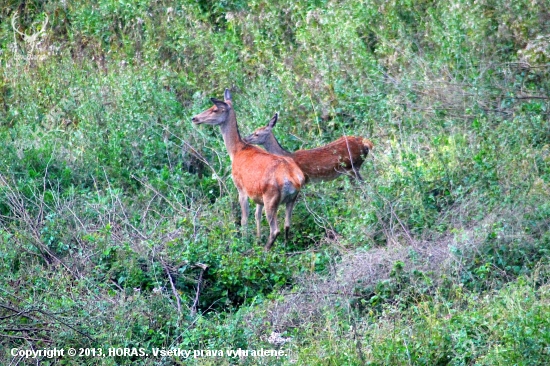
[210,98,227,107]
[224,88,232,102]
[268,113,278,128]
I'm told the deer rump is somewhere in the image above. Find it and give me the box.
[232,145,303,205]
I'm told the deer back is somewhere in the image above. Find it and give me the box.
[292,136,372,182]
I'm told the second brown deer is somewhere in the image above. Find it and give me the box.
[244,113,373,183]
[191,90,305,250]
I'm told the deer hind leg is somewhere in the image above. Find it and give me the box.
[284,195,299,241]
[263,196,281,251]
[347,169,364,183]
[255,204,263,239]
[352,161,365,182]
[238,191,250,236]
[345,161,365,183]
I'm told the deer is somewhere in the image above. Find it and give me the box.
[243,113,374,183]
[191,90,305,250]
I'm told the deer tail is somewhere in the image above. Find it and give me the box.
[362,138,374,152]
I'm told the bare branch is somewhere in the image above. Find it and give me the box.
[163,262,182,315]
[191,263,208,317]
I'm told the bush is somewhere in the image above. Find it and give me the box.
[1,0,549,364]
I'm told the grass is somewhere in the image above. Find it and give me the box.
[1,0,549,364]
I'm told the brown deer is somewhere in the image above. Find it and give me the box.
[191,90,305,250]
[244,113,373,183]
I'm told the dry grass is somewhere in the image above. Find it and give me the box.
[263,238,452,331]
[255,198,545,333]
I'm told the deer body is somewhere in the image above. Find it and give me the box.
[244,114,373,183]
[191,90,305,250]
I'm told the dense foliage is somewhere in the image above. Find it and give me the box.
[1,0,549,364]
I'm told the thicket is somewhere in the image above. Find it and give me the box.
[0,0,549,364]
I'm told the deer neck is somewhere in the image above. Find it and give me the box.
[263,133,293,157]
[219,109,246,161]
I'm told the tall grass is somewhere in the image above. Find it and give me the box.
[1,0,549,364]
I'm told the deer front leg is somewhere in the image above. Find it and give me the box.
[238,191,250,236]
[255,204,263,239]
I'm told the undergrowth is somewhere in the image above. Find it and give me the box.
[1,0,549,364]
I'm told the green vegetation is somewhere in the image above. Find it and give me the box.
[1,0,549,364]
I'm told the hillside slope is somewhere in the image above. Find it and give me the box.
[1,0,549,364]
